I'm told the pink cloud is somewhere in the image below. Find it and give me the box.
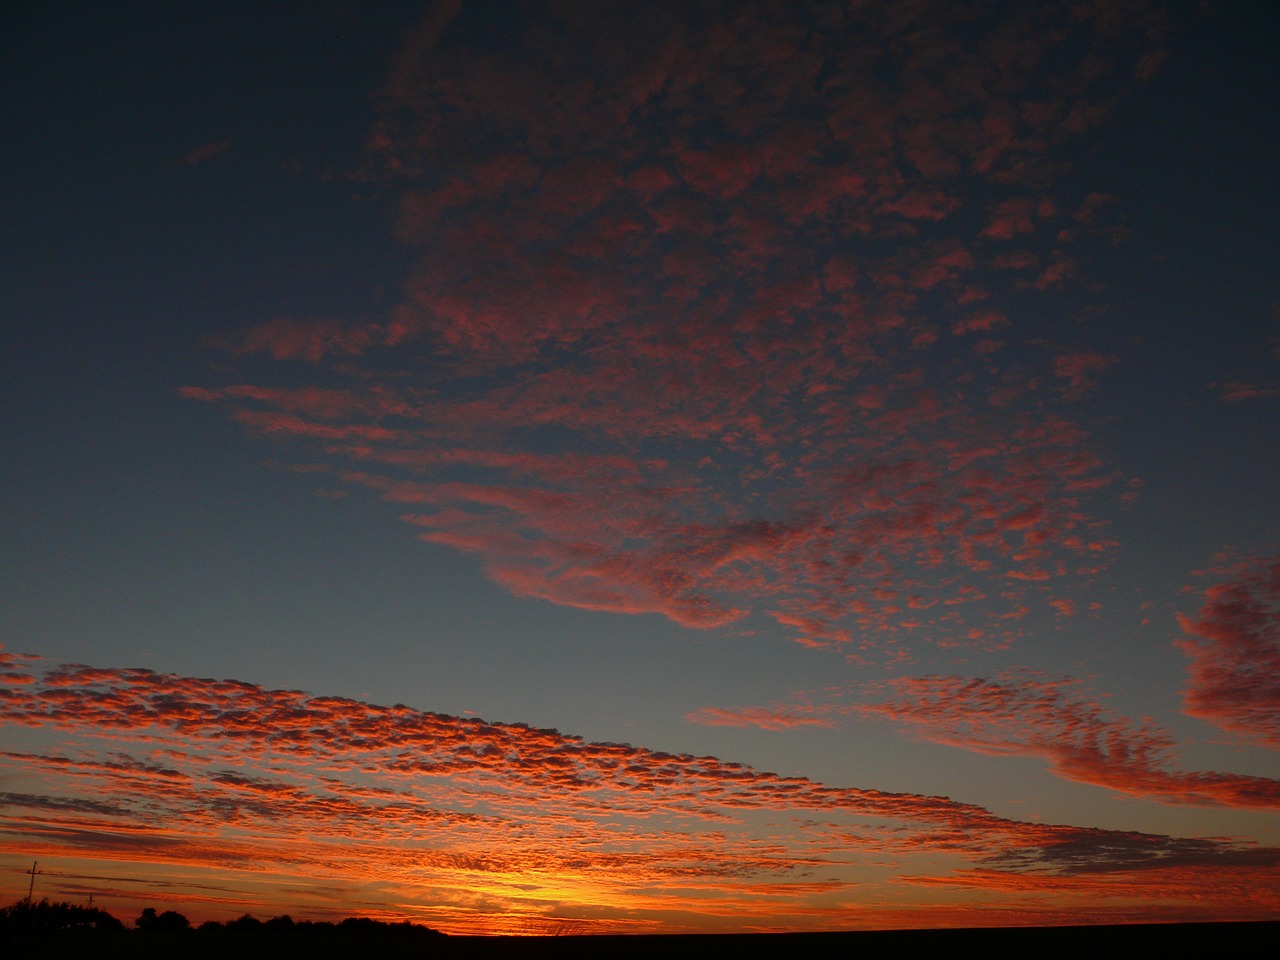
[234,317,378,362]
[180,140,230,166]
[980,198,1037,239]
[1216,381,1280,402]
[951,310,1008,336]
[853,672,1280,809]
[1177,555,1280,749]
[1053,351,1118,395]
[180,1,1172,659]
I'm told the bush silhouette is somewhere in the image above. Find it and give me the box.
[2,896,445,952]
[0,898,124,934]
[136,906,191,932]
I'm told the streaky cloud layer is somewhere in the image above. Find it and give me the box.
[689,667,1280,811]
[854,673,1280,809]
[2,653,1277,932]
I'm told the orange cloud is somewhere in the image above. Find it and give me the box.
[3,653,1275,931]
[683,706,836,731]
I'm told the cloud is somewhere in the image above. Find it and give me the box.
[231,318,375,362]
[183,1,1167,659]
[1177,555,1280,749]
[854,672,1280,809]
[980,198,1038,240]
[1053,351,1118,396]
[1216,381,1280,402]
[683,706,836,731]
[180,140,230,166]
[690,670,1280,810]
[2,654,1275,930]
[905,860,1280,926]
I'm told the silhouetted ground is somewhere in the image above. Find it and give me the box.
[446,923,1278,959]
[3,920,1277,959]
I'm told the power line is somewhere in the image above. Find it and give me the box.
[25,861,42,902]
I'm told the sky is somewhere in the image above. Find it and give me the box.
[1,0,1278,936]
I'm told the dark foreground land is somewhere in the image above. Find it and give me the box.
[4,920,1277,959]
[451,923,1275,959]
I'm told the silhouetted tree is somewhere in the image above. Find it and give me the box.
[136,906,190,932]
[0,898,124,934]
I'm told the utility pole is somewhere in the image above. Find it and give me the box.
[25,861,41,901]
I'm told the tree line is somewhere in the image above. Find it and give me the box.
[1,897,446,943]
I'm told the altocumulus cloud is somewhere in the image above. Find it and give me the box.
[2,653,1278,932]
[183,0,1165,659]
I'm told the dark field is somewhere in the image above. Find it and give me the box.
[448,923,1278,959]
[6,921,1277,959]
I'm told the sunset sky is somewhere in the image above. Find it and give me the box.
[2,0,1278,935]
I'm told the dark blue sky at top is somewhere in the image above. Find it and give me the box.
[1,0,1278,784]
[3,2,425,679]
[4,7,1280,935]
